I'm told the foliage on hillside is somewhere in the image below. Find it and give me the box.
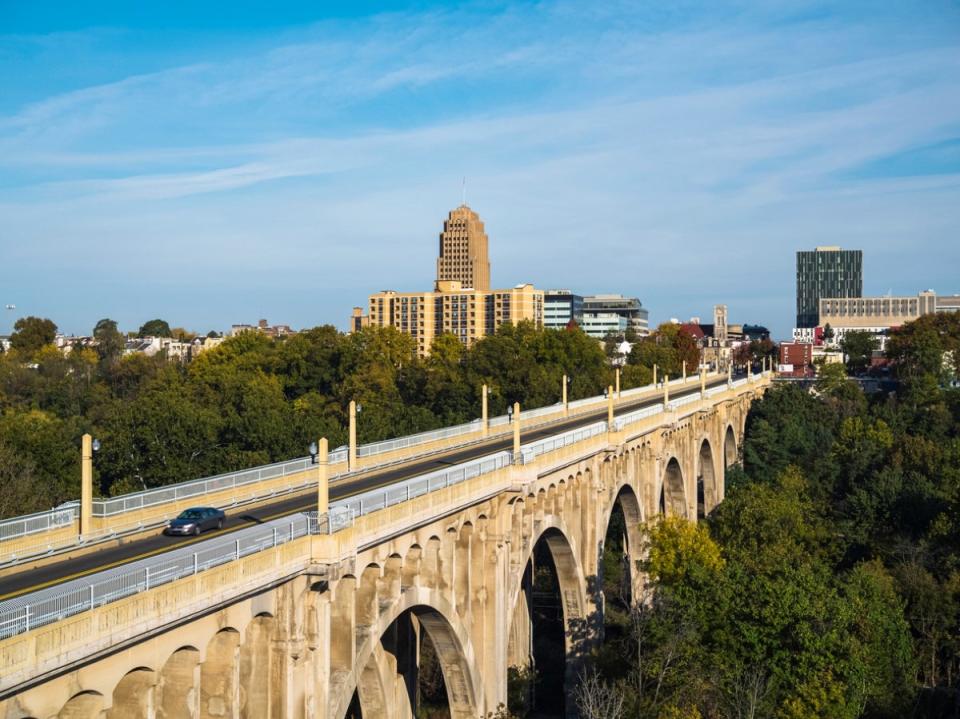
[0,320,611,516]
[589,312,960,718]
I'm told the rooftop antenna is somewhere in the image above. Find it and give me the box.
[462,176,466,206]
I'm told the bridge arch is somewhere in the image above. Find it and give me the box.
[157,646,200,718]
[724,424,738,467]
[600,482,644,607]
[697,438,718,519]
[107,667,156,717]
[57,691,104,719]
[660,456,687,518]
[201,628,241,719]
[336,589,481,719]
[506,519,591,716]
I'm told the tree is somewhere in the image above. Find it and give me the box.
[840,330,879,374]
[137,319,172,337]
[10,316,57,356]
[823,323,835,343]
[93,318,125,365]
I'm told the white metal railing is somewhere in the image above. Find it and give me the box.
[521,421,607,462]
[668,393,701,410]
[0,504,77,543]
[90,453,341,517]
[613,404,664,431]
[337,452,512,519]
[357,420,482,458]
[0,513,316,641]
[0,453,514,641]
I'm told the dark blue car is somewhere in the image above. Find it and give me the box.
[164,507,225,536]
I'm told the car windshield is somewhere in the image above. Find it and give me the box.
[178,510,204,520]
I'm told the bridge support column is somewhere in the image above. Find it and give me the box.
[201,630,240,719]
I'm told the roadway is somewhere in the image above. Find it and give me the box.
[0,375,730,599]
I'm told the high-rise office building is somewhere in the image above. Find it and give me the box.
[436,205,490,291]
[796,246,862,328]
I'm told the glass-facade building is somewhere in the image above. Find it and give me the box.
[544,290,584,330]
[796,246,862,328]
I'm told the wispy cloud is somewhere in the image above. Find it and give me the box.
[1,1,958,337]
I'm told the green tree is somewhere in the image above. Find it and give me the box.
[137,318,172,337]
[841,330,879,374]
[10,316,57,356]
[93,318,125,366]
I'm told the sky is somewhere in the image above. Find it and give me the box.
[1,1,959,339]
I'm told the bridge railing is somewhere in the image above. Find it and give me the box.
[521,421,607,462]
[357,420,483,458]
[336,452,513,520]
[613,403,664,431]
[90,454,342,517]
[0,513,314,641]
[0,504,77,543]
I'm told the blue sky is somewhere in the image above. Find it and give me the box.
[1,1,959,339]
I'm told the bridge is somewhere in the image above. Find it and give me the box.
[0,367,772,719]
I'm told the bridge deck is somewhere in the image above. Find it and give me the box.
[0,375,731,602]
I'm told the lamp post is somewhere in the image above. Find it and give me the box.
[80,434,100,540]
[511,403,521,464]
[653,364,658,387]
[348,401,362,472]
[481,384,489,437]
[615,367,621,397]
[310,439,329,520]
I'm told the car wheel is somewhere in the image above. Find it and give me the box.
[193,525,201,536]
[217,519,223,530]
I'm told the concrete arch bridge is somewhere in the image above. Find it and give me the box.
[0,375,769,718]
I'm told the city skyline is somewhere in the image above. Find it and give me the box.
[2,1,959,339]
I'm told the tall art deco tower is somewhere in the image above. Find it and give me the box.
[436,205,491,291]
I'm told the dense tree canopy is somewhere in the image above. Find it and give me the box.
[138,318,172,337]
[10,316,57,356]
[585,311,960,718]
[0,320,610,516]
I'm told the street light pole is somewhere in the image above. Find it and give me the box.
[80,434,99,540]
[512,402,521,464]
[348,401,361,472]
[481,384,489,438]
